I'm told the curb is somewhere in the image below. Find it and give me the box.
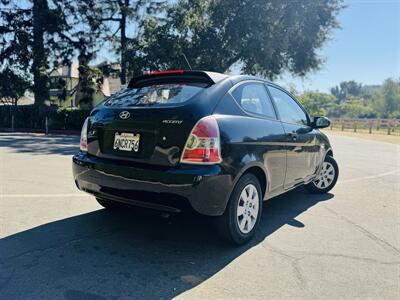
[0,128,80,136]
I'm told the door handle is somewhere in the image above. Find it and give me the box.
[288,133,298,141]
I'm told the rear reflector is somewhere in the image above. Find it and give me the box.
[180,116,222,164]
[80,118,88,152]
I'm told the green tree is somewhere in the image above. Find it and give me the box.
[339,96,374,118]
[297,92,336,116]
[0,0,73,121]
[74,65,103,108]
[60,0,106,107]
[0,68,30,106]
[133,0,344,77]
[98,0,167,85]
[330,80,363,103]
[373,78,400,118]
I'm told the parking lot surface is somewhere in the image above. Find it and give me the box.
[0,133,399,299]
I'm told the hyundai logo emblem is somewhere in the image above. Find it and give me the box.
[119,111,130,119]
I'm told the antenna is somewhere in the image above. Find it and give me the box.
[181,53,192,70]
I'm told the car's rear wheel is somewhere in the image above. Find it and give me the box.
[216,173,263,245]
[305,155,339,194]
[96,197,124,210]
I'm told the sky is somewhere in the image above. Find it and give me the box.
[277,0,400,92]
[11,0,394,93]
[88,0,400,93]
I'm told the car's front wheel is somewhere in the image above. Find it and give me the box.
[305,155,339,194]
[216,173,263,245]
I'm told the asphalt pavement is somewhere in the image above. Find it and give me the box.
[0,132,399,299]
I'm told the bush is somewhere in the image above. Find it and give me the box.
[297,92,336,116]
[0,105,90,131]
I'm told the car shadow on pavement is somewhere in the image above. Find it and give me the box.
[0,188,333,299]
[0,133,79,155]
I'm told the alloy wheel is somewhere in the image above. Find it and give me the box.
[314,162,335,189]
[236,184,259,234]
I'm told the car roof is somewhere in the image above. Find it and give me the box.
[127,70,286,94]
[128,70,276,85]
[228,74,273,85]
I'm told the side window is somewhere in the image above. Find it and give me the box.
[231,83,276,119]
[268,86,308,126]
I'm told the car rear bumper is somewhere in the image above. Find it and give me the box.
[72,152,233,216]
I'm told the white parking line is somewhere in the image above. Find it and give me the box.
[338,169,400,184]
[1,170,399,198]
[0,193,91,198]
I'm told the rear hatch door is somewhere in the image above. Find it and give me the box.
[87,71,228,166]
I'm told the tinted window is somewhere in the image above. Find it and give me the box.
[104,83,207,107]
[268,86,308,125]
[232,83,276,118]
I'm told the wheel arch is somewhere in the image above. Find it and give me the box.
[243,166,267,199]
[231,162,269,200]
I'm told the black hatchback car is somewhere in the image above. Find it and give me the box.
[73,70,339,244]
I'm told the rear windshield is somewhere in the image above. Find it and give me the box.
[104,83,208,107]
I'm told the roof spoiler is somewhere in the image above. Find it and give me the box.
[127,70,228,88]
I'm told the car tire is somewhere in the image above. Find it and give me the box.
[305,155,339,194]
[96,197,124,210]
[215,173,263,245]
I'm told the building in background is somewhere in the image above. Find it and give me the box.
[362,85,381,94]
[1,61,124,107]
[49,62,80,106]
[48,61,122,107]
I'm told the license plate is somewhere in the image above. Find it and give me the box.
[113,132,140,152]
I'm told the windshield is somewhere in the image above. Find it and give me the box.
[104,83,208,107]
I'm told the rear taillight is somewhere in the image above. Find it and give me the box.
[80,118,88,152]
[181,116,222,164]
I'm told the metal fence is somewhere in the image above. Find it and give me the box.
[329,118,400,135]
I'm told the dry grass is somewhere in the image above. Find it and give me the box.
[329,126,400,136]
[323,129,400,145]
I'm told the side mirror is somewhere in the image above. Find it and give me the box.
[312,116,331,129]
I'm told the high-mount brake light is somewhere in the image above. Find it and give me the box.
[80,118,89,152]
[181,116,222,164]
[148,70,185,76]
